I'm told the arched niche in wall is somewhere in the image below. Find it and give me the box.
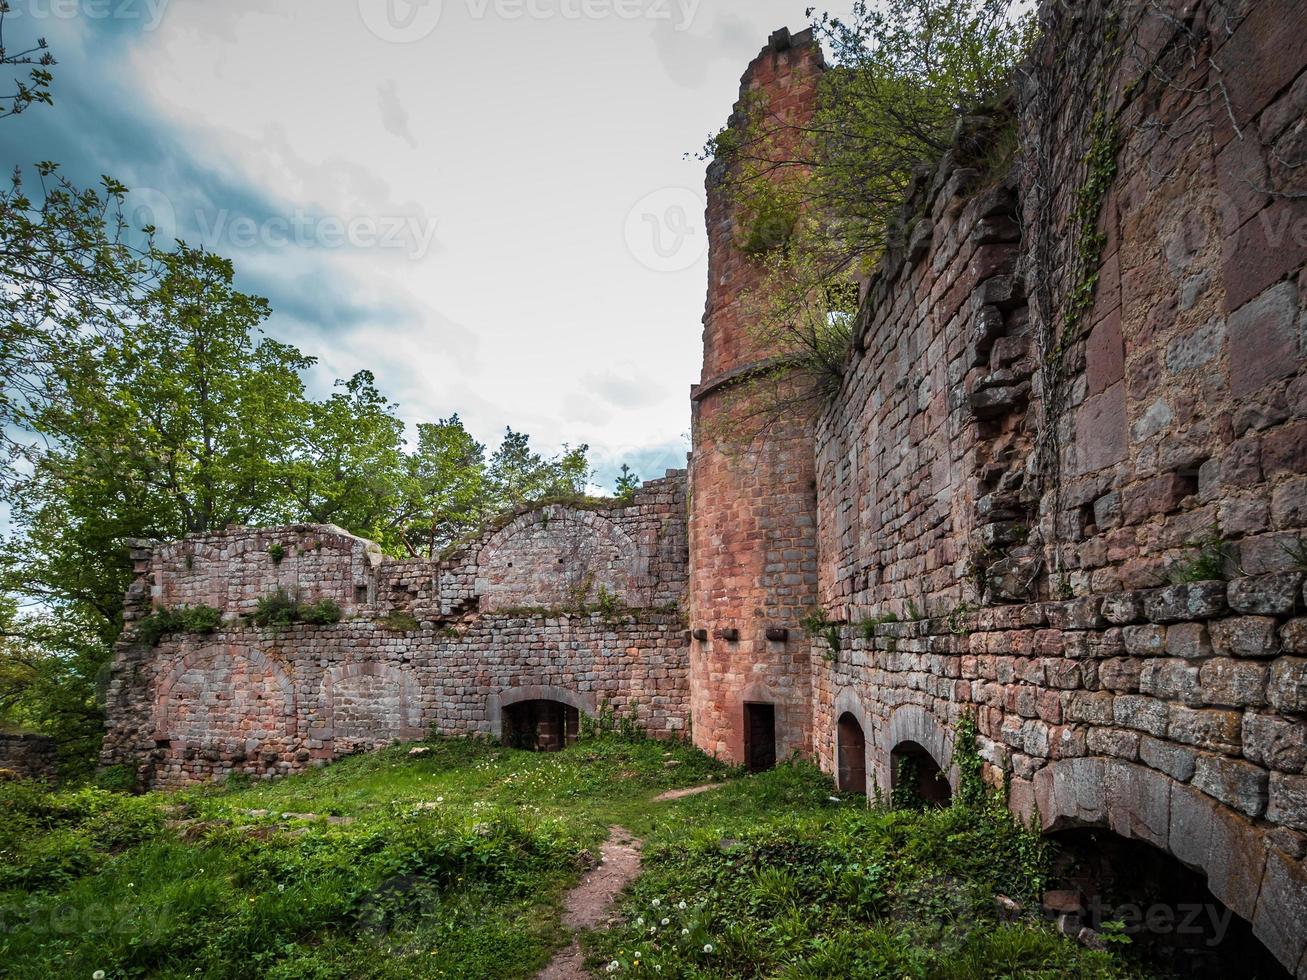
[1022,757,1306,977]
[153,644,297,755]
[320,662,422,753]
[832,688,871,797]
[874,703,958,799]
[475,506,644,611]
[487,685,596,745]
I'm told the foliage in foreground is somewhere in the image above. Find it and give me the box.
[586,764,1147,979]
[0,735,730,980]
[0,731,1151,979]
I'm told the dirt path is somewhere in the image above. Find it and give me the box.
[536,826,643,979]
[652,782,724,803]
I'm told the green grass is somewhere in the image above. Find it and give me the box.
[582,766,1148,978]
[0,737,1149,979]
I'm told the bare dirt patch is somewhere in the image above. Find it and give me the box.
[537,826,642,979]
[652,782,724,803]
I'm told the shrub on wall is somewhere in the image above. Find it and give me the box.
[251,589,343,628]
[133,605,223,646]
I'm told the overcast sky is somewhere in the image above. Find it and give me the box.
[1,0,845,491]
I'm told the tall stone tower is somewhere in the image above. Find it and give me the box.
[688,27,824,769]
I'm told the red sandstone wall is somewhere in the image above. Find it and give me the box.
[808,2,1307,972]
[687,28,824,764]
[101,473,690,786]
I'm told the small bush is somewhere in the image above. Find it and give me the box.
[93,764,136,793]
[299,597,343,625]
[378,610,420,631]
[133,604,223,646]
[252,589,343,627]
[1169,529,1234,584]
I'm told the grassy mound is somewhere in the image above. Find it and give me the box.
[0,736,1149,979]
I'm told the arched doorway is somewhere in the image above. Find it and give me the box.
[502,699,579,752]
[890,740,952,808]
[1049,828,1289,979]
[836,712,866,795]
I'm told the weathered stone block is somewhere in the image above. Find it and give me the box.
[1193,753,1269,817]
[1106,760,1171,848]
[1199,658,1269,707]
[1244,712,1307,773]
[1087,727,1140,760]
[1228,572,1304,616]
[1166,622,1213,659]
[1144,582,1229,623]
[1100,657,1143,692]
[1228,281,1300,397]
[1101,590,1144,624]
[1210,616,1282,658]
[1168,705,1243,754]
[1123,624,1166,656]
[1269,657,1307,714]
[1252,848,1307,976]
[1268,772,1307,830]
[1140,735,1197,781]
[1283,618,1307,654]
[1113,695,1169,737]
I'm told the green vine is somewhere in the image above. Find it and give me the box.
[1058,110,1119,361]
[800,610,843,660]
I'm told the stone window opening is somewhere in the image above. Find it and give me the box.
[1046,828,1289,979]
[502,699,579,752]
[835,712,866,795]
[890,740,951,808]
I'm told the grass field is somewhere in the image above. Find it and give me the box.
[0,734,1148,979]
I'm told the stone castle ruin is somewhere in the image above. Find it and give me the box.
[103,2,1307,973]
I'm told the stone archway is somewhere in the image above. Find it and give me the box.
[488,685,595,750]
[321,662,421,753]
[874,704,957,798]
[152,645,297,780]
[832,688,871,796]
[836,713,867,795]
[1022,757,1307,976]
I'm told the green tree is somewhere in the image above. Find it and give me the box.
[699,0,1028,445]
[401,415,487,559]
[614,464,640,502]
[1,247,313,770]
[485,428,589,508]
[284,370,409,550]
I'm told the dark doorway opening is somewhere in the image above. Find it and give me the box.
[836,712,866,795]
[1049,828,1289,979]
[890,740,952,808]
[502,700,579,752]
[743,702,776,772]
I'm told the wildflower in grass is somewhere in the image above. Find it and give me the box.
[681,928,689,936]
[676,900,686,910]
[636,916,644,925]
[607,963,619,974]
[703,944,714,954]
[651,899,661,908]
[93,973,106,980]
[660,918,669,926]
